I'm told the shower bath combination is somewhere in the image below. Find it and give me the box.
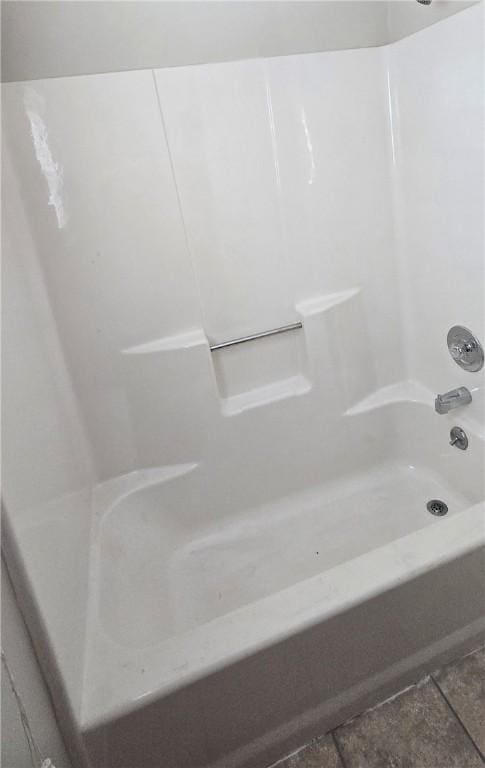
[2,3,484,768]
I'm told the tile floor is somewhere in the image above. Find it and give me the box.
[273,645,485,767]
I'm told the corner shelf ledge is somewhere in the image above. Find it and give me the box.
[344,380,433,415]
[296,287,361,318]
[122,329,207,356]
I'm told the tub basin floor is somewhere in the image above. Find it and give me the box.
[99,462,469,648]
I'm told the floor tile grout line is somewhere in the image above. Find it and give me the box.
[331,729,349,768]
[268,647,485,767]
[431,675,485,764]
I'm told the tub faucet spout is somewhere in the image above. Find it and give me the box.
[435,386,472,414]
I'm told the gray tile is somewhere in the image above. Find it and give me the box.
[435,646,485,756]
[278,734,343,768]
[334,678,483,768]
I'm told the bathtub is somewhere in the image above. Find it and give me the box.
[4,383,485,768]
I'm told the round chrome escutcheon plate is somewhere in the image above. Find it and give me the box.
[447,326,484,372]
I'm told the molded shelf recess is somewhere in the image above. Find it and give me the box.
[221,374,311,416]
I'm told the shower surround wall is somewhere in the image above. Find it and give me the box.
[2,5,484,768]
[390,7,484,428]
[3,44,401,484]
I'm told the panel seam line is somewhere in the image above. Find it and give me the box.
[150,69,207,334]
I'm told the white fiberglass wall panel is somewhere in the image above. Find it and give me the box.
[390,3,484,425]
[266,46,402,386]
[2,148,94,512]
[155,59,295,344]
[4,44,405,487]
[155,45,402,400]
[2,149,96,719]
[2,71,202,479]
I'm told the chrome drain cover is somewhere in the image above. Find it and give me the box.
[427,499,448,516]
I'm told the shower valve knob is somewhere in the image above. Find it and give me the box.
[447,326,484,372]
[451,341,475,361]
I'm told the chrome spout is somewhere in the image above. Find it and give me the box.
[435,386,472,415]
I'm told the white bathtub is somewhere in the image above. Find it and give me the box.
[4,385,485,768]
[2,5,484,765]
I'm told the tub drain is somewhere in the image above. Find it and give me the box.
[427,499,448,516]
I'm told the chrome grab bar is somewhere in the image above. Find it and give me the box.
[209,321,302,352]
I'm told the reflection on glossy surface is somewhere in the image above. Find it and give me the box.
[386,68,397,167]
[301,106,316,185]
[264,70,282,195]
[24,88,67,228]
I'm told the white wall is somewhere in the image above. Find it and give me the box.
[1,560,72,768]
[2,41,403,483]
[2,150,94,512]
[2,70,201,478]
[2,126,98,750]
[387,0,476,41]
[3,2,480,489]
[2,1,475,84]
[391,2,484,426]
[3,3,481,505]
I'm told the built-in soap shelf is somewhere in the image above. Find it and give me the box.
[210,318,308,412]
[220,375,311,416]
[121,286,367,419]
